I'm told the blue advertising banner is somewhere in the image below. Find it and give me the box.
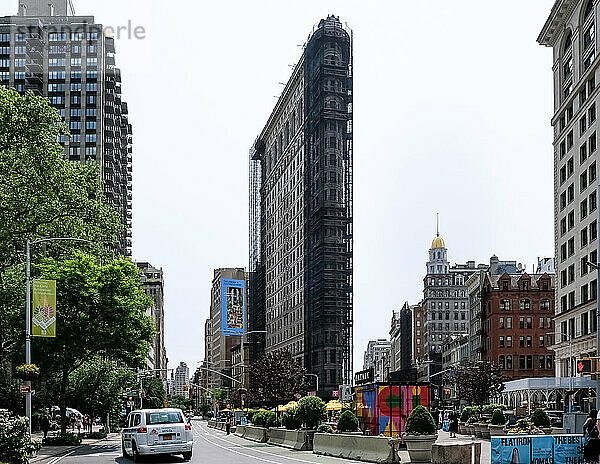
[531,436,553,464]
[492,435,583,464]
[492,436,531,464]
[221,279,246,336]
[553,435,584,464]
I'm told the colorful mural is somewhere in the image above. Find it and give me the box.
[355,384,431,437]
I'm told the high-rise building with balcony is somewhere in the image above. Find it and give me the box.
[248,15,353,396]
[539,0,600,377]
[1,0,133,255]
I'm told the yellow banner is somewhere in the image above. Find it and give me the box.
[32,279,56,338]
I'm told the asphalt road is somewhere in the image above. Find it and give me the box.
[46,419,363,464]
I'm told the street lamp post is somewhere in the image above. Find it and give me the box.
[24,237,91,435]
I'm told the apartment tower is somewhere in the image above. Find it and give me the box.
[1,0,133,255]
[249,15,353,396]
[539,0,600,377]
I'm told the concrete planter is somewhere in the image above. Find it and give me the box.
[458,423,465,435]
[481,424,491,439]
[488,424,505,436]
[466,424,475,436]
[404,434,438,464]
[543,427,552,435]
[432,442,482,464]
[474,423,483,438]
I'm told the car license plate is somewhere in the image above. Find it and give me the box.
[162,434,173,441]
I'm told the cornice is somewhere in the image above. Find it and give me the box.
[538,0,579,46]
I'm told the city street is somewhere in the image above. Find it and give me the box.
[44,420,371,464]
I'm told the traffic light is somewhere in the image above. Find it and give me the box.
[577,359,592,374]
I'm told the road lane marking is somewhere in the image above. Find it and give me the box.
[195,432,285,464]
[47,449,76,464]
[193,422,341,464]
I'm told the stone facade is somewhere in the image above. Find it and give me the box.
[539,0,600,379]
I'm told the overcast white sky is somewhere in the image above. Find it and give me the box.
[3,0,558,375]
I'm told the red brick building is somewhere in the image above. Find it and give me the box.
[481,272,555,380]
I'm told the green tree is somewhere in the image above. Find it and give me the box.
[142,376,166,409]
[169,395,192,412]
[0,87,122,407]
[248,352,310,407]
[66,358,134,425]
[32,254,154,434]
[452,361,507,407]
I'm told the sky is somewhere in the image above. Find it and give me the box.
[2,0,558,376]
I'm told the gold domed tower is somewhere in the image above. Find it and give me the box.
[427,215,448,274]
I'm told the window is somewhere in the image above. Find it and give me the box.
[506,355,513,370]
[70,121,81,130]
[568,157,574,176]
[519,355,526,369]
[561,243,567,261]
[540,336,545,347]
[519,336,525,348]
[560,192,567,211]
[520,317,525,329]
[591,132,597,153]
[561,269,568,287]
[591,191,598,212]
[569,264,575,283]
[507,317,513,329]
[591,162,597,183]
[506,336,512,347]
[592,220,598,241]
[49,58,66,67]
[582,171,589,192]
[526,317,532,329]
[86,57,97,67]
[583,228,589,248]
[87,71,97,79]
[70,83,81,91]
[569,291,575,309]
[520,299,531,310]
[86,83,97,91]
[527,355,533,369]
[569,238,575,256]
[591,104,597,124]
[70,58,81,67]
[86,121,96,130]
[500,299,510,310]
[541,299,551,311]
[568,131,574,150]
[499,355,505,369]
[581,115,588,135]
[527,336,532,348]
[582,198,589,219]
[71,32,83,41]
[568,183,575,203]
[581,145,588,165]
[561,217,567,236]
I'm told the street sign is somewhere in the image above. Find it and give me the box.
[294,393,301,399]
[340,385,352,401]
[307,391,317,397]
[127,400,134,408]
[355,368,374,385]
[20,385,31,395]
[332,390,339,398]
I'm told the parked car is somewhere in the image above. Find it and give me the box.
[546,410,564,428]
[122,408,193,461]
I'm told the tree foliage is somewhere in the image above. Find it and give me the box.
[169,395,192,412]
[248,352,310,406]
[0,409,39,464]
[296,396,326,430]
[452,361,507,407]
[66,358,134,423]
[32,254,154,433]
[405,405,436,435]
[142,376,166,409]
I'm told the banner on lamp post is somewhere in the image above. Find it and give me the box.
[32,279,56,338]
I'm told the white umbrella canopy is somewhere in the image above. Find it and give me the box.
[51,406,83,417]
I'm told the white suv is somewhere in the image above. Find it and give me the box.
[122,408,193,461]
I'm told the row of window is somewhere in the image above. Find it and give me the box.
[498,299,551,310]
[47,83,98,92]
[51,94,96,106]
[429,301,467,310]
[430,323,467,332]
[49,44,96,54]
[68,146,97,156]
[49,32,99,42]
[430,311,467,321]
[559,220,597,262]
[498,355,554,370]
[498,316,553,329]
[558,79,596,147]
[561,250,598,287]
[559,279,597,311]
[49,57,98,67]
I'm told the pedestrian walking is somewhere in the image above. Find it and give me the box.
[41,414,50,440]
[583,409,600,464]
[449,411,458,438]
[225,415,232,435]
[70,414,76,431]
[76,415,82,435]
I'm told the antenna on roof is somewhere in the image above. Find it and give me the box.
[436,213,440,237]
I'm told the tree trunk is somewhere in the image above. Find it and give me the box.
[59,367,68,435]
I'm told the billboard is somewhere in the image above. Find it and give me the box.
[221,279,245,335]
[32,279,56,338]
[491,434,583,464]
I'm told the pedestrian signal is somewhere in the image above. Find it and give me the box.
[577,359,592,374]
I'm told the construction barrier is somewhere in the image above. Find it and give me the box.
[235,425,247,438]
[208,420,217,428]
[313,433,400,463]
[244,425,268,443]
[268,428,286,446]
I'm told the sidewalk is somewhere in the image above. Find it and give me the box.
[31,429,120,463]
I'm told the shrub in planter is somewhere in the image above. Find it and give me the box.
[246,410,255,424]
[0,410,40,464]
[482,403,507,414]
[337,411,358,433]
[530,409,550,428]
[405,406,437,435]
[297,396,326,430]
[252,411,267,427]
[317,424,333,434]
[282,408,302,430]
[491,409,506,426]
[460,408,471,423]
